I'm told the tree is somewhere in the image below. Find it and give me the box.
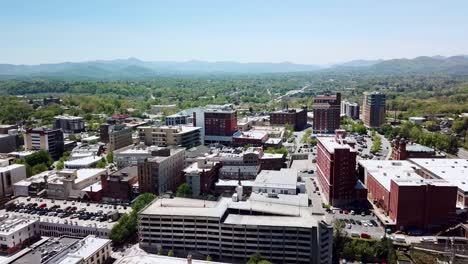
[176,183,192,198]
[168,249,174,257]
[106,151,114,163]
[32,163,49,175]
[206,255,212,261]
[56,160,64,170]
[157,247,163,255]
[109,193,156,243]
[247,253,263,264]
[95,158,107,168]
[25,150,53,167]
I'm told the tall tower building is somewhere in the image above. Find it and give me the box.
[362,91,386,128]
[313,93,341,133]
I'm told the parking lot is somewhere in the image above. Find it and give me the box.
[327,210,385,239]
[3,197,130,224]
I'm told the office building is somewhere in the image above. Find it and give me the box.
[138,126,201,148]
[0,134,19,154]
[362,91,386,128]
[359,160,457,231]
[138,148,185,195]
[101,165,138,203]
[184,157,221,196]
[313,93,341,133]
[0,164,27,199]
[204,109,238,145]
[316,130,366,206]
[165,113,192,126]
[114,144,160,169]
[138,194,333,264]
[107,124,133,152]
[0,215,39,255]
[24,128,64,160]
[9,235,111,264]
[53,115,85,133]
[270,107,308,131]
[341,101,360,120]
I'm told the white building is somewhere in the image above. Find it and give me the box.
[64,156,103,169]
[9,235,111,264]
[114,144,161,169]
[0,164,27,198]
[409,116,427,124]
[0,215,40,255]
[253,168,298,195]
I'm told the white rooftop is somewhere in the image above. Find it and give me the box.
[59,235,110,263]
[253,169,297,190]
[233,130,267,140]
[317,136,355,154]
[359,160,452,191]
[64,156,102,167]
[0,163,24,173]
[409,158,468,192]
[115,254,229,264]
[0,216,37,235]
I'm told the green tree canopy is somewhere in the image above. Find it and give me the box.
[176,183,192,198]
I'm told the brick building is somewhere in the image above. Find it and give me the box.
[232,130,269,147]
[204,109,238,145]
[391,137,440,160]
[138,148,185,195]
[269,107,307,131]
[184,157,221,196]
[362,91,386,128]
[359,160,457,231]
[313,93,341,133]
[101,165,138,203]
[316,130,366,206]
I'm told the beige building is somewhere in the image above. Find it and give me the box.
[138,126,201,148]
[24,128,64,160]
[138,148,185,195]
[108,124,133,151]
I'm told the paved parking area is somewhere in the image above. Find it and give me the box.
[327,211,385,239]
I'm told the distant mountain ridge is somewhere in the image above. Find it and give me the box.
[0,55,467,79]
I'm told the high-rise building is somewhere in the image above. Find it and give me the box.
[316,130,366,206]
[138,126,201,148]
[341,101,360,120]
[362,91,386,128]
[24,128,64,160]
[204,109,238,145]
[138,147,185,195]
[313,93,341,133]
[270,107,308,131]
[107,124,133,152]
[53,115,85,133]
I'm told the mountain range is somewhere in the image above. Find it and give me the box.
[0,55,467,79]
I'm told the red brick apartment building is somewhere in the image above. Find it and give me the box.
[359,160,457,231]
[313,93,341,133]
[269,106,307,131]
[204,109,238,144]
[316,130,366,206]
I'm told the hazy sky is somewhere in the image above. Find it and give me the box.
[1,0,467,65]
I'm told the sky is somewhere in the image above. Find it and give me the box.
[1,0,467,65]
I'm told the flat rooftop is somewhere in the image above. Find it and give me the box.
[233,130,267,140]
[115,254,230,264]
[0,216,37,235]
[141,195,322,228]
[54,115,83,120]
[0,163,24,173]
[409,158,468,192]
[317,136,355,154]
[64,156,102,167]
[253,169,297,190]
[359,160,452,191]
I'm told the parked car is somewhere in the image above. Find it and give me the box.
[360,233,371,239]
